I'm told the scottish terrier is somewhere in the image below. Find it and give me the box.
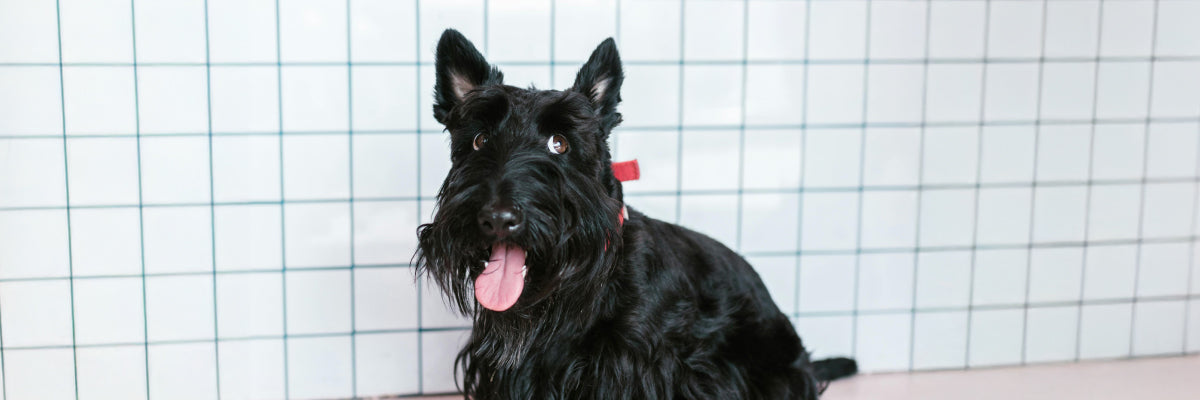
[416,29,856,399]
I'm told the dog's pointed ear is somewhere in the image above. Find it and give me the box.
[434,29,502,124]
[572,38,623,127]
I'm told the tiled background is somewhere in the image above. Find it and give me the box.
[1,0,1199,399]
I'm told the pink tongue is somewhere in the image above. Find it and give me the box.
[475,243,527,311]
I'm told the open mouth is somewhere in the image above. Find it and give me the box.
[474,242,527,312]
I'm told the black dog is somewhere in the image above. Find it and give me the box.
[417,29,856,399]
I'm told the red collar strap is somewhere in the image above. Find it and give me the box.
[611,159,639,227]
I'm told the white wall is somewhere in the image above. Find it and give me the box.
[1,0,1199,399]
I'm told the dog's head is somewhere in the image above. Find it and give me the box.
[416,29,626,317]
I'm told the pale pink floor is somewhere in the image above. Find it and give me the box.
[413,355,1200,400]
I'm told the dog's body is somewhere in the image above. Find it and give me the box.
[417,29,855,399]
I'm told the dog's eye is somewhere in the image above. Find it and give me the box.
[547,135,569,154]
[473,133,488,150]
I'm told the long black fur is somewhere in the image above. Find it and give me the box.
[417,29,856,399]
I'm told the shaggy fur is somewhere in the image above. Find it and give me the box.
[416,29,856,400]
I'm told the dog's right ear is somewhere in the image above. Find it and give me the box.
[434,29,502,124]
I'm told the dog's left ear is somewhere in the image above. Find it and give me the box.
[434,29,503,124]
[572,38,623,130]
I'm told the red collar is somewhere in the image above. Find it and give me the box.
[611,159,639,226]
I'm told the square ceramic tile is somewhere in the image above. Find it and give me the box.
[1095,61,1151,120]
[0,209,70,279]
[486,0,551,62]
[0,138,66,207]
[69,207,142,277]
[681,65,742,126]
[911,311,969,370]
[0,0,60,63]
[747,0,806,60]
[626,195,678,225]
[1099,0,1156,57]
[419,278,472,329]
[418,0,484,62]
[1083,244,1138,301]
[800,192,859,251]
[62,67,136,135]
[145,275,215,341]
[1090,124,1145,180]
[739,193,800,253]
[147,343,219,400]
[925,64,984,123]
[497,64,550,90]
[355,332,420,397]
[1137,242,1190,297]
[928,0,986,59]
[862,128,921,186]
[351,66,419,132]
[1087,184,1141,241]
[355,267,418,331]
[552,0,616,63]
[217,339,286,399]
[979,126,1036,183]
[866,65,925,124]
[285,269,352,335]
[287,336,354,399]
[856,253,914,311]
[134,0,206,63]
[987,1,1045,59]
[1189,300,1200,352]
[798,254,856,313]
[284,202,352,268]
[214,204,283,271]
[975,187,1033,246]
[984,64,1039,122]
[0,280,75,347]
[868,0,927,60]
[855,313,912,372]
[211,135,282,202]
[683,0,744,61]
[1031,186,1088,244]
[1145,122,1200,179]
[745,255,799,315]
[804,129,861,188]
[1027,247,1085,303]
[922,127,979,185]
[1141,183,1196,239]
[972,249,1029,307]
[282,134,351,200]
[619,0,681,62]
[617,65,680,127]
[1025,306,1079,363]
[1132,300,1186,356]
[678,194,739,248]
[915,250,972,309]
[4,348,77,400]
[1151,61,1200,118]
[140,136,211,204]
[281,66,349,132]
[354,201,420,265]
[807,1,868,60]
[806,65,865,125]
[66,137,140,206]
[680,130,740,191]
[968,308,1024,367]
[136,66,208,135]
[76,345,147,400]
[744,65,805,125]
[421,329,471,393]
[216,272,284,338]
[1078,302,1133,360]
[278,0,347,62]
[206,0,278,63]
[210,66,281,133]
[73,277,145,345]
[419,131,452,197]
[58,0,131,62]
[794,316,854,360]
[0,67,63,135]
[859,190,918,249]
[741,129,802,189]
[918,189,976,248]
[1155,1,1200,56]
[349,0,416,62]
[1043,0,1100,58]
[614,129,680,194]
[1040,62,1097,121]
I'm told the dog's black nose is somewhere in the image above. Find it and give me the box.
[478,203,523,239]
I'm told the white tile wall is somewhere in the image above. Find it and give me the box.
[0,0,1198,399]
